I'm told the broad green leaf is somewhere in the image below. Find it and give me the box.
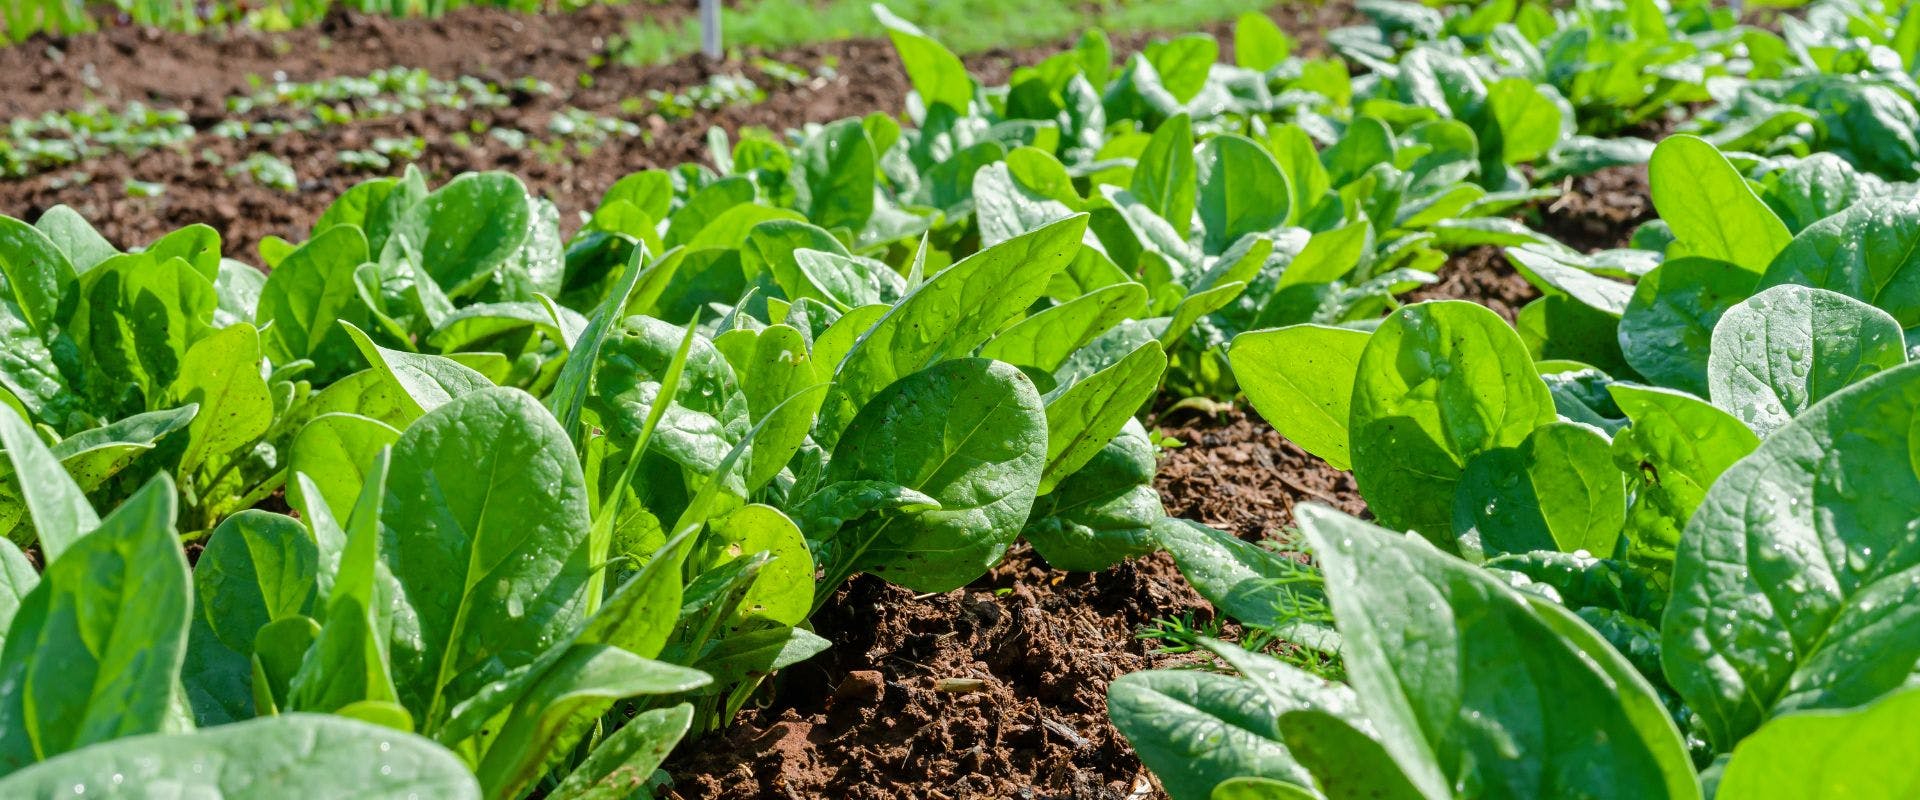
[0,477,189,773]
[1718,686,1920,800]
[0,539,37,652]
[288,453,404,719]
[1229,324,1369,470]
[1109,650,1346,800]
[714,324,824,492]
[1300,505,1700,800]
[69,253,217,412]
[1607,384,1758,578]
[0,714,479,798]
[792,118,877,232]
[1276,709,1430,800]
[1041,340,1164,494]
[1757,196,1920,327]
[382,387,593,728]
[473,644,709,800]
[0,215,76,334]
[700,504,813,627]
[1196,135,1291,254]
[1648,135,1791,275]
[593,315,751,490]
[1024,419,1163,572]
[194,510,319,659]
[394,172,533,297]
[1153,518,1337,652]
[1234,12,1293,71]
[1453,422,1626,558]
[873,4,973,112]
[32,205,116,273]
[0,405,99,559]
[824,358,1046,593]
[1350,301,1555,546]
[982,282,1148,373]
[817,216,1083,447]
[257,225,372,381]
[1617,257,1756,397]
[287,413,402,523]
[1144,34,1216,105]
[1708,285,1906,436]
[168,323,274,481]
[341,322,495,420]
[1131,113,1196,233]
[1662,362,1920,750]
[548,704,693,800]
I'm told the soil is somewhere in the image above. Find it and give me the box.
[1154,407,1366,539]
[1405,245,1541,322]
[1531,164,1655,253]
[0,1,1360,261]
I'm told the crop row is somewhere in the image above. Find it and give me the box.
[0,0,1918,797]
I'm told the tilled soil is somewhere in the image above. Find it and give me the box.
[0,2,1359,261]
[1406,245,1541,322]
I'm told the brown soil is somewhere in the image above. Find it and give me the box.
[1154,407,1365,539]
[0,2,1360,261]
[1532,164,1654,253]
[1405,245,1541,322]
[664,548,1201,800]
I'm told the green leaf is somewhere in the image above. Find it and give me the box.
[0,215,76,334]
[193,510,319,659]
[257,225,371,381]
[1041,340,1164,494]
[1662,361,1920,750]
[1024,419,1163,572]
[473,644,709,800]
[394,172,533,297]
[1109,646,1348,800]
[1718,686,1920,800]
[381,387,593,728]
[549,704,693,800]
[816,215,1083,447]
[1617,257,1756,397]
[1276,709,1429,800]
[593,315,751,490]
[168,323,275,482]
[1453,421,1626,557]
[1153,518,1336,652]
[0,405,99,559]
[69,253,217,412]
[1229,324,1369,471]
[1196,135,1291,255]
[1606,384,1758,578]
[1144,34,1216,105]
[0,714,479,798]
[873,4,973,112]
[982,282,1148,373]
[1758,196,1920,327]
[1233,12,1293,71]
[287,452,405,719]
[793,118,877,233]
[1299,505,1700,800]
[287,413,402,523]
[0,477,189,773]
[1648,135,1791,275]
[1131,113,1196,232]
[341,322,495,420]
[714,324,827,493]
[32,205,117,273]
[824,358,1046,593]
[1708,285,1907,436]
[1349,301,1555,546]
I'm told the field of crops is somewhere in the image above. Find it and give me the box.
[3,0,1920,797]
